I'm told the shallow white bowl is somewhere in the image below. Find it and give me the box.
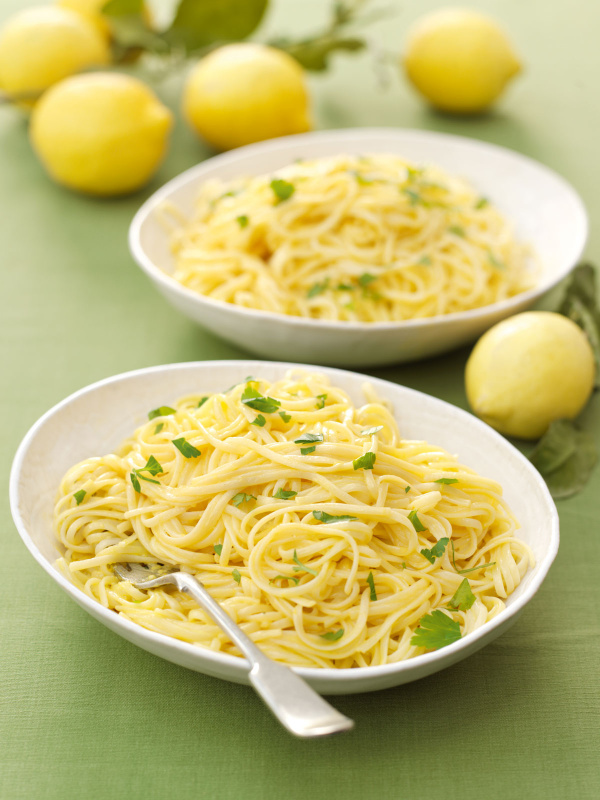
[129,128,587,367]
[10,361,559,694]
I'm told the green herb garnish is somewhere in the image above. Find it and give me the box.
[316,394,327,409]
[148,406,176,420]
[232,569,241,584]
[271,574,300,585]
[529,419,598,499]
[232,493,256,507]
[358,273,377,287]
[420,537,450,565]
[475,197,489,209]
[417,255,432,266]
[367,571,377,601]
[270,178,295,203]
[130,473,141,493]
[405,485,411,493]
[301,446,316,455]
[411,610,461,650]
[293,549,317,576]
[274,488,297,500]
[408,509,426,532]
[307,279,329,298]
[312,510,358,524]
[236,215,249,228]
[402,187,421,205]
[130,455,164,492]
[154,423,164,435]
[361,425,383,436]
[434,477,459,485]
[241,384,281,414]
[448,225,466,237]
[172,438,201,458]
[279,411,291,423]
[197,396,209,408]
[448,578,476,611]
[294,433,324,444]
[336,283,354,291]
[74,490,86,505]
[351,171,373,185]
[320,629,344,641]
[450,540,496,575]
[487,250,505,269]
[214,544,223,556]
[353,451,376,470]
[250,414,266,427]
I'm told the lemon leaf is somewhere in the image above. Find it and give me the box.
[529,419,597,499]
[557,263,600,387]
[165,0,268,52]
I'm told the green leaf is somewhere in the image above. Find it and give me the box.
[148,406,176,421]
[294,432,324,444]
[353,451,376,470]
[411,610,461,650]
[358,273,376,287]
[241,384,281,414]
[274,489,297,500]
[279,411,291,423]
[316,394,327,409]
[320,628,344,641]
[301,446,316,455]
[136,472,160,485]
[367,571,377,602]
[361,425,383,436]
[450,540,496,575]
[307,279,329,298]
[337,283,355,291]
[529,419,598,499]
[250,414,266,427]
[448,578,476,611]
[164,0,268,52]
[402,187,421,205]
[197,396,209,408]
[271,574,300,585]
[214,544,223,556]
[232,569,241,584]
[74,490,86,505]
[408,509,426,532]
[417,255,432,266]
[405,485,411,493]
[434,477,459,485]
[420,537,450,565]
[130,472,141,493]
[351,170,372,185]
[139,455,164,476]
[312,510,358,524]
[475,197,489,209]
[236,215,249,228]
[448,225,466,237]
[293,549,318,576]
[557,263,600,386]
[172,438,201,458]
[102,0,144,14]
[154,423,164,435]
[487,250,505,269]
[232,492,256,507]
[274,36,364,71]
[270,178,295,203]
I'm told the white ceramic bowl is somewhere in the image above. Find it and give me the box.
[10,361,559,694]
[129,128,587,367]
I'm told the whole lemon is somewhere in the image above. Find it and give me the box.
[0,6,109,103]
[182,43,311,151]
[30,72,173,196]
[465,312,595,440]
[403,8,521,113]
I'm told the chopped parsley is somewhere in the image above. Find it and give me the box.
[353,451,376,471]
[274,488,297,500]
[488,250,505,269]
[301,446,316,455]
[351,171,373,185]
[434,477,459,485]
[367,571,377,601]
[130,473,141,493]
[279,411,291,423]
[250,414,266,427]
[271,574,300,585]
[73,490,86,505]
[293,549,317,576]
[448,578,476,611]
[232,493,256,507]
[316,394,327,409]
[241,384,281,414]
[307,279,329,298]
[402,187,422,205]
[475,197,489,209]
[197,396,209,408]
[270,178,295,203]
[214,544,223,556]
[358,273,377,287]
[448,225,466,237]
[450,540,496,574]
[336,283,354,291]
[148,406,176,421]
[130,455,164,492]
[154,423,164,435]
[236,215,249,228]
[411,610,461,650]
[417,255,432,266]
[320,629,344,641]
[405,485,411,493]
[172,438,201,458]
[312,510,358,524]
[294,433,324,444]
[361,425,383,436]
[141,455,163,476]
[232,569,241,584]
[420,537,450,565]
[408,509,426,532]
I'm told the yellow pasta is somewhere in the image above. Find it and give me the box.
[54,371,533,668]
[165,154,535,323]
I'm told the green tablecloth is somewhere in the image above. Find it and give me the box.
[2,1,599,798]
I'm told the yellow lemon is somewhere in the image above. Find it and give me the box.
[30,72,173,196]
[58,0,111,40]
[403,8,521,113]
[182,43,311,151]
[0,6,110,104]
[465,312,595,440]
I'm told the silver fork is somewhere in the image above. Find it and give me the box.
[113,562,354,738]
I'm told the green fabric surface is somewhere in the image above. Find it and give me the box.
[1,0,599,798]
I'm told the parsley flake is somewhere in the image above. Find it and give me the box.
[214,544,223,556]
[320,629,344,641]
[367,571,377,601]
[307,280,329,298]
[358,273,377,287]
[274,489,297,500]
[411,610,461,650]
[488,250,505,269]
[361,425,383,436]
[351,171,373,185]
[336,283,354,291]
[301,446,316,455]
[74,490,86,505]
[197,396,209,408]
[279,411,291,423]
[448,225,466,237]
[450,540,496,574]
[270,178,295,203]
[435,477,459,485]
[448,578,476,611]
[271,574,300,585]
[241,384,281,414]
[236,215,249,228]
[417,255,432,266]
[293,549,317,576]
[420,537,450,565]
[353,451,376,470]
[316,394,327,409]
[405,485,411,493]
[154,423,164,435]
[294,432,324,444]
[148,406,176,421]
[408,509,427,532]
[475,197,489,209]
[130,472,141,493]
[232,569,241,584]
[172,438,201,458]
[312,511,358,524]
[232,493,256,507]
[251,414,266,427]
[130,456,164,492]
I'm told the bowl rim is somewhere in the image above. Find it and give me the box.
[129,127,588,333]
[10,360,560,685]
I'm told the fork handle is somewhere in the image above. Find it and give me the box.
[173,573,354,738]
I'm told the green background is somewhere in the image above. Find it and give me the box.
[2,1,599,798]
